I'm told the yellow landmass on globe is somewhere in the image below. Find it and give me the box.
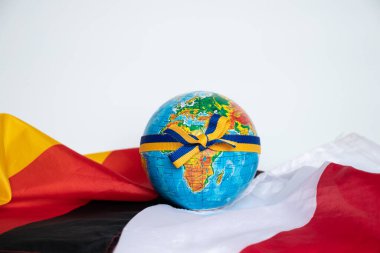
[216,171,224,185]
[183,149,218,192]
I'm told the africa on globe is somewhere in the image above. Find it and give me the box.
[139,91,261,210]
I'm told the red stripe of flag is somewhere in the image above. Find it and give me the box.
[0,145,157,234]
[241,163,380,253]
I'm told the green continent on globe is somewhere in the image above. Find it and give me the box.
[161,93,255,193]
[163,94,256,135]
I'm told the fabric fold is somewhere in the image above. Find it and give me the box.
[0,114,157,234]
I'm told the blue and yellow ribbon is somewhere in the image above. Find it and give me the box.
[140,114,261,168]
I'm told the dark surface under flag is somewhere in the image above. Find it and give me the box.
[0,200,162,253]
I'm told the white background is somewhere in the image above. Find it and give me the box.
[1,0,379,170]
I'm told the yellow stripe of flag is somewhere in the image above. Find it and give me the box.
[0,114,59,205]
[85,151,112,164]
[0,114,122,206]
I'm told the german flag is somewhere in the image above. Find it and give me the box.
[0,114,158,253]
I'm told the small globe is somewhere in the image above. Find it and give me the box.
[140,91,259,210]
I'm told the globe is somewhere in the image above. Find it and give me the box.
[140,91,259,210]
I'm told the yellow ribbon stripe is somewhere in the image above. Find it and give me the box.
[139,142,261,153]
[206,115,230,141]
[172,146,201,168]
[140,115,261,168]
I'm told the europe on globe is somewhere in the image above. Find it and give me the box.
[139,91,260,210]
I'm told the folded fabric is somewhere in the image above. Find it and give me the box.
[115,133,380,253]
[1,113,380,253]
[0,114,157,253]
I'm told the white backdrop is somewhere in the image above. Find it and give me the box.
[0,0,379,170]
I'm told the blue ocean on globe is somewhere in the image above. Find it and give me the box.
[140,91,259,210]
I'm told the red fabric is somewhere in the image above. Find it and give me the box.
[102,148,152,189]
[242,163,380,253]
[0,145,157,234]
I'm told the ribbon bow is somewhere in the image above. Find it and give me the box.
[140,114,261,168]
